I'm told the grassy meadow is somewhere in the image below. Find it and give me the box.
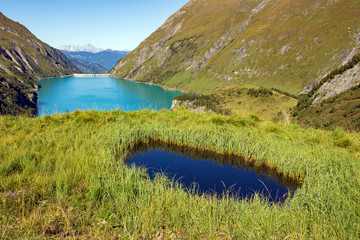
[206,84,298,121]
[0,109,360,239]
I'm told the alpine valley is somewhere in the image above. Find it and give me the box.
[1,1,360,239]
[0,13,127,116]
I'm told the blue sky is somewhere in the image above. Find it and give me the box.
[1,0,189,50]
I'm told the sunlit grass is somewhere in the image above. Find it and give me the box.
[0,109,359,239]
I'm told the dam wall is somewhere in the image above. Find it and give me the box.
[72,74,110,77]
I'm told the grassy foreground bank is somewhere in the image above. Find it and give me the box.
[0,109,359,239]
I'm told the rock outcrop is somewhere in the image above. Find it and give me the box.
[170,99,207,113]
[293,54,360,130]
[313,63,360,105]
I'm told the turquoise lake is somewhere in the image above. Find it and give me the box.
[37,76,182,115]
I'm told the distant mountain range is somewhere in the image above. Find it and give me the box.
[61,49,129,71]
[58,44,104,53]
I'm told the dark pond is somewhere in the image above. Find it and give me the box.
[126,141,300,203]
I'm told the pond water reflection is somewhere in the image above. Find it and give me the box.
[126,141,300,203]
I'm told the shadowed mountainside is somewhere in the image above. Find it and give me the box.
[61,50,129,71]
[69,58,108,74]
[0,12,75,116]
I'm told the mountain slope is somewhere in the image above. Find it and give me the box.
[296,85,360,131]
[293,54,360,130]
[111,0,360,94]
[0,12,75,116]
[69,58,108,74]
[61,50,129,71]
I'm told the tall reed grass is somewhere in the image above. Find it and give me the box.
[0,109,359,239]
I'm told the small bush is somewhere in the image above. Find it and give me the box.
[335,138,352,148]
[249,114,261,122]
[295,95,312,111]
[0,157,23,176]
[211,117,225,125]
[247,88,273,98]
[218,108,232,116]
[174,94,230,115]
[323,120,334,128]
[332,128,346,139]
[43,115,52,122]
[265,123,281,133]
[226,117,247,127]
[271,88,298,98]
[306,135,321,144]
[75,113,95,123]
[245,119,256,126]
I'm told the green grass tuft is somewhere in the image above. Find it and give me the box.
[0,110,359,239]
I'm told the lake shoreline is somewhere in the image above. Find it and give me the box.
[111,75,193,94]
[37,73,110,81]
[38,74,190,94]
[36,75,183,116]
[37,74,73,81]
